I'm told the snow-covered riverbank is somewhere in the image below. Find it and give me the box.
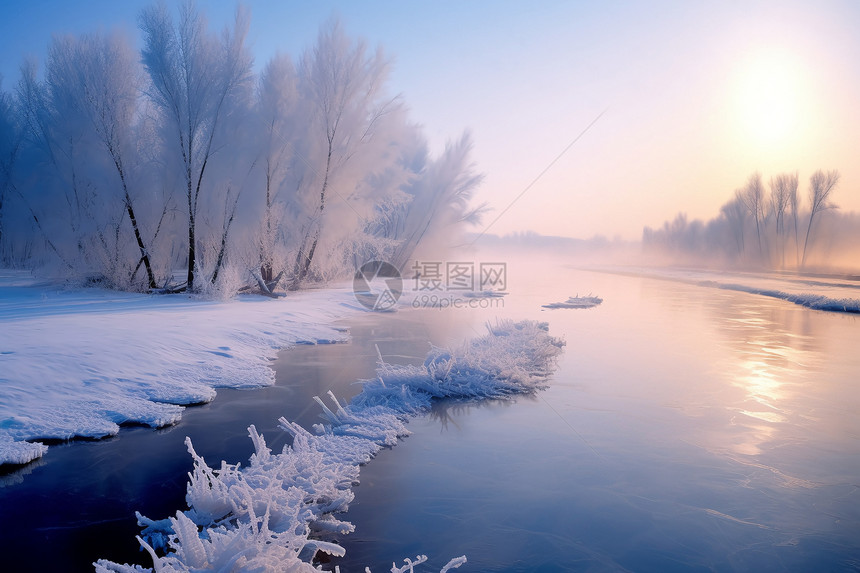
[593,266,860,313]
[0,271,359,466]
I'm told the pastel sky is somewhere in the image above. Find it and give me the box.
[1,0,858,240]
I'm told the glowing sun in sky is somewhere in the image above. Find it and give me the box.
[732,49,810,151]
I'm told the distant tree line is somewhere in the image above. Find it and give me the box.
[0,3,485,294]
[642,169,858,270]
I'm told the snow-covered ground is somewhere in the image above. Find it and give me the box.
[0,270,360,466]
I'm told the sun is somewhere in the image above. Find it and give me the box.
[732,49,808,150]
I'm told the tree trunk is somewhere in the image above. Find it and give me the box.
[210,191,239,285]
[260,167,274,283]
[187,212,196,291]
[801,213,815,268]
[112,155,157,290]
[754,212,763,261]
[793,212,800,268]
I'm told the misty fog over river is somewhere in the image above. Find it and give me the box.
[2,258,858,571]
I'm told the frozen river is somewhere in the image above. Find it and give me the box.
[336,262,860,571]
[1,260,859,571]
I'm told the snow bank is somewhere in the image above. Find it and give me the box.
[0,272,356,466]
[706,282,860,313]
[597,267,860,314]
[0,435,48,466]
[542,295,603,309]
[95,319,564,572]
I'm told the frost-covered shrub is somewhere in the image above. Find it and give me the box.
[351,319,565,413]
[193,261,246,301]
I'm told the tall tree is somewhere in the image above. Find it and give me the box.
[0,79,21,258]
[384,132,486,269]
[289,18,401,288]
[720,190,747,257]
[741,172,765,261]
[769,173,793,268]
[801,169,840,267]
[47,32,158,289]
[784,172,800,267]
[139,1,251,291]
[254,53,297,284]
[16,58,84,271]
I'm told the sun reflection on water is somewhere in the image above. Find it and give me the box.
[711,298,824,458]
[641,279,827,461]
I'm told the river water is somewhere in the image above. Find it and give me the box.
[1,259,858,572]
[331,261,860,571]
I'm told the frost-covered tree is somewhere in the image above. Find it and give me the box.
[253,53,298,287]
[15,57,97,273]
[720,190,747,257]
[0,78,21,260]
[802,169,840,267]
[644,169,855,271]
[740,172,765,261]
[139,1,252,291]
[2,6,486,295]
[46,32,160,289]
[381,132,486,270]
[288,18,403,288]
[769,172,794,268]
[787,171,800,267]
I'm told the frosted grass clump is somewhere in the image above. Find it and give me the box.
[95,425,363,573]
[96,319,563,572]
[351,319,566,413]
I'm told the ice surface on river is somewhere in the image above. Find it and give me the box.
[94,319,563,572]
[0,271,353,466]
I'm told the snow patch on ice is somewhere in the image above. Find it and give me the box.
[460,290,507,299]
[542,295,603,309]
[96,319,563,572]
